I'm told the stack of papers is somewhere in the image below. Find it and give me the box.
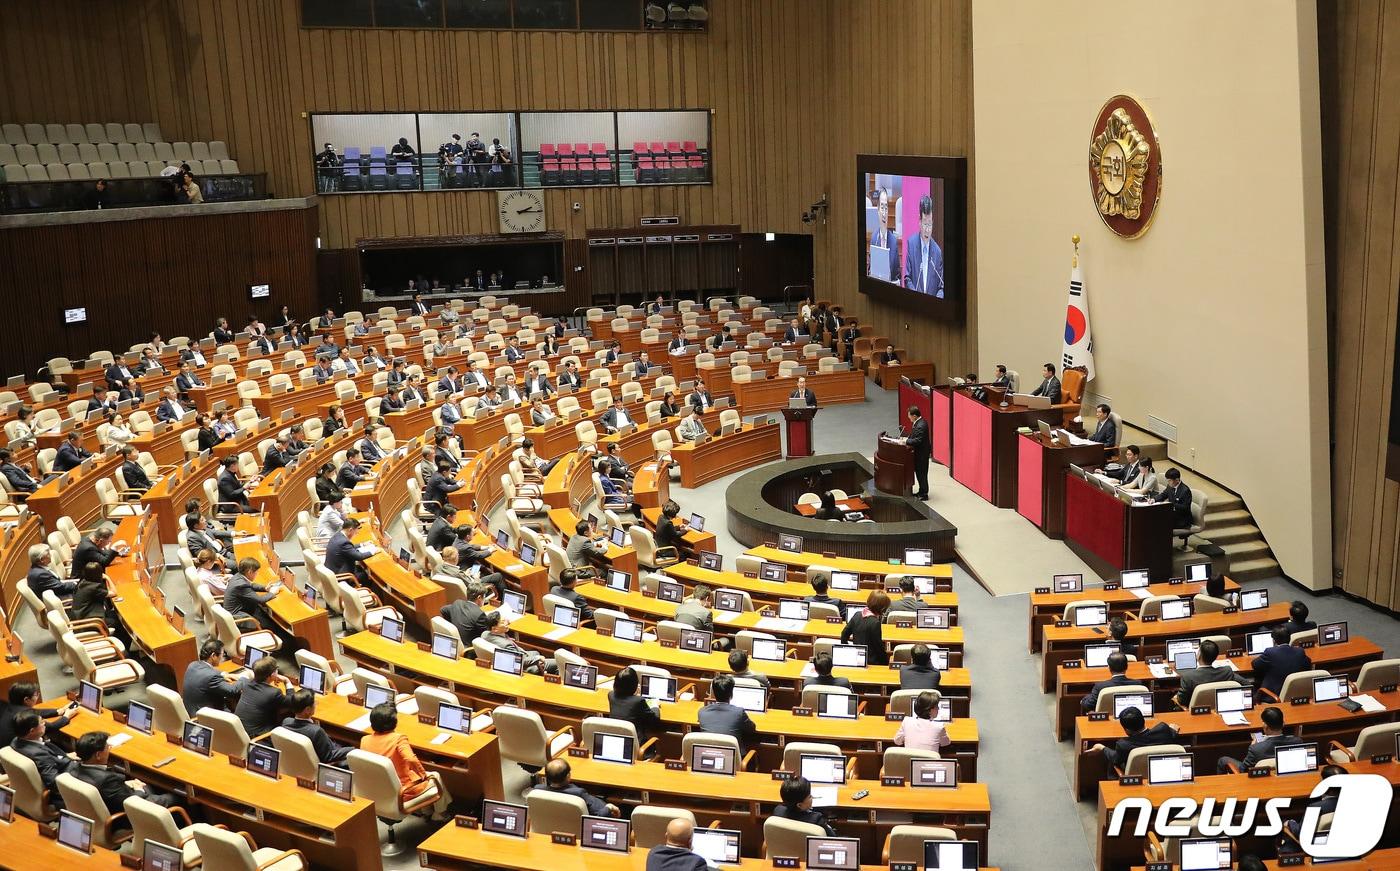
[810,785,838,807]
[1127,588,1151,600]
[1147,663,1173,679]
[755,617,806,632]
[471,713,493,731]
[107,733,133,748]
[1220,712,1249,727]
[232,536,259,545]
[542,627,574,641]
[347,713,373,732]
[1347,693,1385,713]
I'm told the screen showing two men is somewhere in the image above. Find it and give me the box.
[864,173,950,299]
[690,743,737,775]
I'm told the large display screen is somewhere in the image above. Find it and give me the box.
[856,154,966,321]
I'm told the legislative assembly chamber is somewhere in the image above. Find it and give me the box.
[0,2,1395,870]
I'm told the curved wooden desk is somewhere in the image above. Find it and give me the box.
[231,514,334,660]
[1027,578,1243,652]
[663,560,959,614]
[671,421,783,488]
[106,514,198,688]
[0,814,125,869]
[744,545,954,589]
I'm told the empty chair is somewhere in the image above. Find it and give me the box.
[196,707,253,756]
[220,159,240,174]
[1357,658,1400,692]
[1,165,25,183]
[57,142,79,163]
[148,683,190,736]
[1119,744,1190,777]
[492,705,574,770]
[24,164,50,180]
[123,123,144,143]
[191,141,211,160]
[15,143,38,164]
[192,825,306,871]
[125,794,203,868]
[173,142,193,161]
[67,163,90,180]
[87,161,110,178]
[1328,722,1400,763]
[763,816,827,858]
[135,142,156,161]
[61,630,144,692]
[883,825,960,864]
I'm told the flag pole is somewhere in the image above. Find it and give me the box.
[1072,233,1080,268]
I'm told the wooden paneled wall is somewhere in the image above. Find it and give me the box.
[809,0,978,384]
[1322,0,1400,611]
[0,206,319,378]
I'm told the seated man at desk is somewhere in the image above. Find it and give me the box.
[536,758,618,817]
[10,709,77,809]
[802,653,850,689]
[281,688,352,765]
[481,612,554,674]
[600,396,635,433]
[1107,618,1138,658]
[118,445,153,492]
[1087,403,1116,445]
[425,459,465,516]
[73,731,179,813]
[990,364,1012,389]
[1030,363,1061,403]
[155,386,190,423]
[529,398,556,427]
[54,430,92,473]
[74,525,123,570]
[690,383,716,414]
[804,577,847,620]
[727,649,770,690]
[1118,456,1157,496]
[668,333,690,354]
[877,344,901,365]
[187,513,235,569]
[1282,601,1317,637]
[182,639,240,715]
[557,360,583,392]
[634,351,657,378]
[0,682,78,746]
[697,675,757,753]
[549,567,595,622]
[326,516,373,583]
[360,423,387,464]
[1251,627,1313,697]
[224,556,280,632]
[1153,468,1193,531]
[504,336,526,363]
[217,455,258,513]
[1173,640,1245,708]
[1106,444,1141,483]
[885,576,924,619]
[565,521,608,569]
[674,585,725,651]
[0,449,39,494]
[789,376,818,408]
[440,582,492,644]
[603,340,622,365]
[524,368,553,399]
[901,643,943,691]
[1085,705,1180,769]
[1081,651,1134,712]
[336,448,370,490]
[497,374,524,406]
[25,544,75,598]
[262,435,293,475]
[648,819,710,871]
[1216,705,1299,773]
[676,408,708,443]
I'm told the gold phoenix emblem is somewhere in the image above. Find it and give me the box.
[1089,108,1150,220]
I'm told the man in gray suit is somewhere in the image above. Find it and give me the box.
[1216,706,1299,772]
[1030,363,1062,404]
[696,675,757,752]
[1174,639,1245,708]
[182,639,240,716]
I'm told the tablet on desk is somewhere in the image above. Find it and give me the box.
[690,742,737,775]
[481,799,528,837]
[363,684,393,710]
[56,809,94,854]
[806,836,860,871]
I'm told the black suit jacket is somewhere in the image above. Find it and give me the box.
[182,660,239,715]
[325,531,369,577]
[54,442,90,472]
[440,600,489,644]
[336,463,367,490]
[790,388,817,407]
[899,664,942,691]
[1031,375,1062,404]
[1104,722,1178,768]
[0,702,68,747]
[1,462,37,493]
[907,417,931,459]
[1082,673,1136,711]
[218,470,249,507]
[72,763,142,814]
[11,738,76,796]
[601,408,635,432]
[646,845,708,871]
[608,692,663,740]
[262,446,289,475]
[121,459,152,491]
[281,717,351,764]
[74,538,118,570]
[1154,482,1193,527]
[1251,644,1313,697]
[689,392,714,413]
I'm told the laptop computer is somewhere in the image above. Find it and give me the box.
[316,763,354,801]
[1275,742,1318,775]
[806,836,860,871]
[1147,753,1194,785]
[690,743,737,775]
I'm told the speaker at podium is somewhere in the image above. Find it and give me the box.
[781,402,818,458]
[875,431,914,496]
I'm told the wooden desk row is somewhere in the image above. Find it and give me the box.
[1070,689,1400,799]
[664,560,959,615]
[340,631,981,781]
[1052,637,1386,739]
[230,514,336,661]
[744,545,953,588]
[1099,760,1399,871]
[1027,578,1243,653]
[1039,603,1297,692]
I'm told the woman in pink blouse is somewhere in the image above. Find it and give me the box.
[893,690,951,751]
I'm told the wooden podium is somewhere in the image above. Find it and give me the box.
[781,406,818,458]
[874,431,914,496]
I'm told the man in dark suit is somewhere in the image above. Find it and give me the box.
[707,327,730,351]
[1174,639,1245,708]
[1107,618,1139,658]
[262,435,291,475]
[990,364,1012,389]
[696,675,757,752]
[633,351,655,378]
[1108,445,1142,484]
[0,449,38,494]
[876,344,901,366]
[53,431,92,473]
[425,460,464,516]
[1251,627,1313,697]
[1216,706,1299,773]
[439,584,491,645]
[233,655,290,739]
[180,344,208,368]
[868,186,901,283]
[174,363,204,402]
[212,317,236,344]
[789,376,817,408]
[325,516,372,582]
[9,709,77,809]
[803,577,847,620]
[504,336,525,363]
[524,370,552,399]
[1088,403,1117,445]
[903,405,931,500]
[600,398,635,434]
[72,731,176,812]
[689,385,715,414]
[645,294,666,316]
[410,293,429,316]
[1030,363,1061,404]
[1154,468,1193,528]
[540,758,618,817]
[154,387,188,423]
[336,449,369,490]
[496,375,523,405]
[0,683,77,747]
[1081,652,1136,712]
[281,689,351,764]
[436,367,462,397]
[186,512,235,570]
[217,455,255,512]
[902,195,944,297]
[667,334,689,354]
[26,544,76,597]
[603,341,621,365]
[105,354,143,401]
[646,819,710,871]
[1281,601,1317,637]
[782,318,806,345]
[900,643,943,691]
[74,526,121,571]
[359,423,386,464]
[119,446,152,492]
[1088,706,1181,769]
[224,556,279,632]
[801,653,851,689]
[885,577,924,618]
[556,361,582,392]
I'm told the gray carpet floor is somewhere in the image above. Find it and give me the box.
[11,380,1398,870]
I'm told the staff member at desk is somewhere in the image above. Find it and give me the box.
[1107,444,1141,483]
[1087,403,1116,445]
[1030,363,1061,404]
[789,376,818,408]
[1118,456,1156,496]
[182,639,239,716]
[1153,467,1193,530]
[1085,706,1181,768]
[990,364,1012,389]
[648,819,709,871]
